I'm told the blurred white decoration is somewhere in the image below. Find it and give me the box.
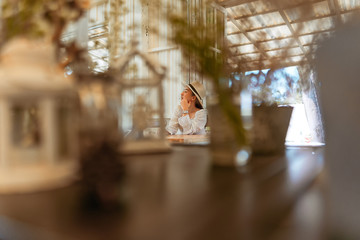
[113,41,170,154]
[0,38,79,194]
[76,72,120,146]
[131,95,153,139]
[317,21,360,239]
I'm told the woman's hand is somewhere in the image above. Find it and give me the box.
[180,98,190,111]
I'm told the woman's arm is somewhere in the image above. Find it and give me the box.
[166,105,183,135]
[178,109,207,135]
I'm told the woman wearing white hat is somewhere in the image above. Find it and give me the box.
[166,81,207,135]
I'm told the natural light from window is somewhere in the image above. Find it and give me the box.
[244,66,314,146]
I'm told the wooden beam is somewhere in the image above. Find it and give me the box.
[278,9,310,62]
[240,53,305,63]
[233,9,279,21]
[230,2,360,24]
[232,0,326,21]
[227,23,287,36]
[290,13,339,24]
[243,23,287,33]
[211,2,227,13]
[265,45,305,53]
[327,0,342,26]
[232,43,319,57]
[242,60,304,71]
[233,51,259,57]
[216,0,257,9]
[228,42,253,48]
[258,29,335,42]
[227,30,243,36]
[228,15,335,36]
[228,28,335,48]
[227,8,269,60]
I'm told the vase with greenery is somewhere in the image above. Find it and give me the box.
[163,1,251,167]
[241,68,301,154]
[163,0,312,161]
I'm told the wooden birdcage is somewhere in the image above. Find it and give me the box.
[113,41,170,154]
[0,38,79,193]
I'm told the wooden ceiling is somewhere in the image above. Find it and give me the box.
[217,0,360,70]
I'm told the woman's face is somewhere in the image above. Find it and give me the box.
[181,87,195,102]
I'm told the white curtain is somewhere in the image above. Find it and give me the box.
[298,67,325,144]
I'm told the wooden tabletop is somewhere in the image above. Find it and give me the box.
[166,134,209,145]
[0,146,324,240]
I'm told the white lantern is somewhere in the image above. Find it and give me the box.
[0,38,79,193]
[113,42,170,154]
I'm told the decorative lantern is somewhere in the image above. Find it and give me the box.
[113,41,170,154]
[77,72,120,146]
[0,38,79,193]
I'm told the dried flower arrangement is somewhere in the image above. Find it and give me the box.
[165,2,249,148]
[1,0,90,68]
[158,0,326,158]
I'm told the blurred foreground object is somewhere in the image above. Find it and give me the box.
[80,138,125,211]
[1,0,87,49]
[244,67,301,155]
[208,101,251,167]
[77,70,126,210]
[316,19,360,239]
[113,41,170,154]
[167,4,250,166]
[0,38,79,193]
[250,105,293,155]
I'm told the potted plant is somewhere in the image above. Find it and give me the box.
[243,68,301,155]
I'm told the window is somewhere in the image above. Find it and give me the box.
[244,66,319,146]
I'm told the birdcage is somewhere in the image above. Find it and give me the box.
[114,42,170,154]
[0,38,79,193]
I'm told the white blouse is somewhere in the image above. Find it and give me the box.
[166,105,207,135]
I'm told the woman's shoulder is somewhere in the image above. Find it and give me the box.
[195,108,207,115]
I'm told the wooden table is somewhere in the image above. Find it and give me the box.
[166,134,210,145]
[0,146,324,240]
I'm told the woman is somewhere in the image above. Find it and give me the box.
[166,81,207,135]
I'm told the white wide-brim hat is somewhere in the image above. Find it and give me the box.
[183,81,206,108]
